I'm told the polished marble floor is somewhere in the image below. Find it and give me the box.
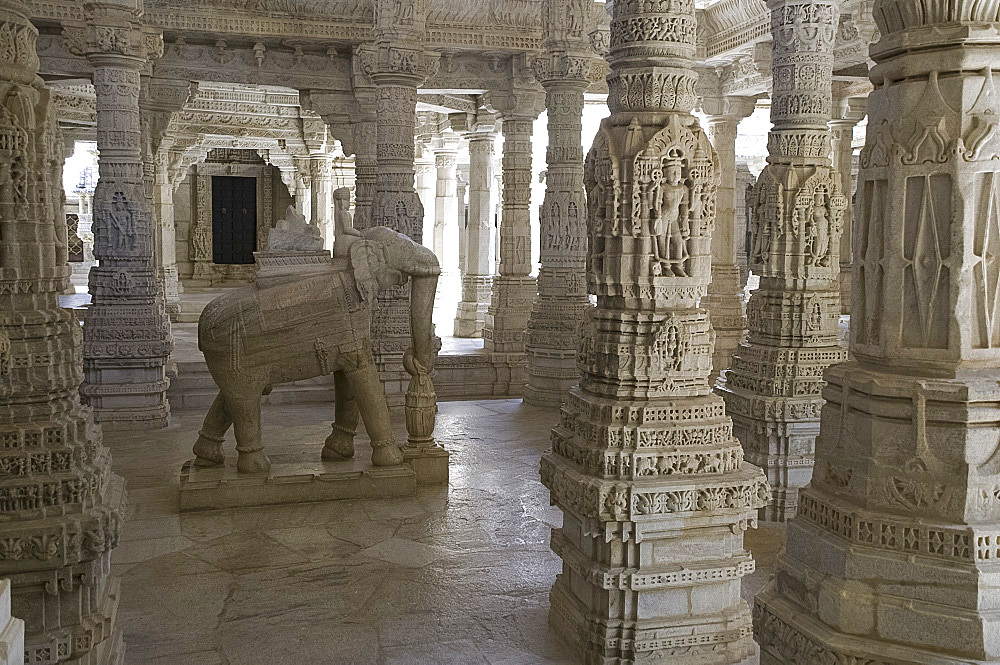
[106,399,785,665]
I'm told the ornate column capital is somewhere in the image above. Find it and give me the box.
[66,2,162,68]
[298,89,361,156]
[310,154,333,180]
[699,95,757,123]
[450,110,498,141]
[483,88,545,122]
[531,52,597,88]
[830,92,868,125]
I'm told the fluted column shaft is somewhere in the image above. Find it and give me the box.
[755,1,1000,662]
[524,57,593,407]
[454,133,496,337]
[80,3,171,430]
[717,0,847,522]
[540,0,767,661]
[1,1,127,662]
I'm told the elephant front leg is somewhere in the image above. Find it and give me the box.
[229,394,271,474]
[193,393,231,467]
[347,364,403,467]
[323,370,358,460]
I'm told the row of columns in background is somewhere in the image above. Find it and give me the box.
[76,27,872,433]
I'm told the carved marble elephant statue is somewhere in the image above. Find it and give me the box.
[192,226,440,474]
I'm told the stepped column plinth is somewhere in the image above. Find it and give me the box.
[540,0,768,661]
[717,0,847,522]
[755,2,1000,661]
[77,0,173,430]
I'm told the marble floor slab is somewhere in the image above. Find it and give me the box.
[105,399,784,665]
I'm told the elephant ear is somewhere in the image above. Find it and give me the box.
[348,239,386,304]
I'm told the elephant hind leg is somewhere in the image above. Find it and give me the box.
[228,394,270,474]
[323,371,358,460]
[193,393,232,467]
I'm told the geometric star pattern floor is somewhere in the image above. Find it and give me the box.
[105,399,785,664]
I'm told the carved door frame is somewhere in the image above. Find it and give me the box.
[190,163,273,283]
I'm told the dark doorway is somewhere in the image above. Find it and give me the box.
[212,176,257,264]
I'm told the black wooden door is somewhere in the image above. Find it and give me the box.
[212,176,257,264]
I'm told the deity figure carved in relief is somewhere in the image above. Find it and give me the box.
[108,192,135,253]
[806,192,832,267]
[653,158,690,276]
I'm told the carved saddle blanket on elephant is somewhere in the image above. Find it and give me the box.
[198,267,372,385]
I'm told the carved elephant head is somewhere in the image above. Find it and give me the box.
[348,226,441,371]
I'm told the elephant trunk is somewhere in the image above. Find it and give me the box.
[409,274,438,371]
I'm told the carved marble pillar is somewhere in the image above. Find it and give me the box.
[484,90,543,356]
[294,170,312,222]
[755,2,1000,662]
[735,162,755,271]
[523,47,595,407]
[432,142,460,332]
[700,96,756,385]
[454,124,497,338]
[351,95,377,231]
[139,77,189,317]
[0,1,127,661]
[456,168,469,276]
[717,0,847,522]
[414,158,436,250]
[78,2,172,430]
[310,154,334,249]
[366,1,438,408]
[152,150,181,314]
[829,92,866,315]
[540,0,768,660]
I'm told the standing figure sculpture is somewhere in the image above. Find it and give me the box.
[653,159,690,276]
[807,193,831,266]
[192,203,440,474]
[108,191,135,253]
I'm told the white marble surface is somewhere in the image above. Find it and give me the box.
[105,399,783,664]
